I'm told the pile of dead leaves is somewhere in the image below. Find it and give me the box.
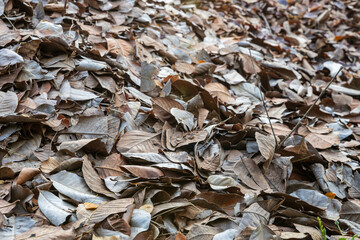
[0,0,360,239]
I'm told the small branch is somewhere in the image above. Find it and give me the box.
[249,49,277,147]
[276,66,343,149]
[74,48,127,71]
[63,0,68,16]
[3,14,17,30]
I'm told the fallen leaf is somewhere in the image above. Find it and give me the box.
[50,170,108,204]
[82,157,118,199]
[255,132,276,170]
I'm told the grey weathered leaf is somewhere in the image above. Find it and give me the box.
[239,203,270,232]
[16,60,51,82]
[60,81,98,101]
[0,0,4,17]
[223,70,246,85]
[38,191,76,226]
[130,209,151,239]
[170,108,195,131]
[2,134,42,165]
[213,229,239,240]
[0,91,18,116]
[340,200,360,224]
[32,0,45,26]
[121,152,169,163]
[92,74,117,93]
[125,87,152,106]
[0,216,36,239]
[104,175,135,193]
[231,82,264,103]
[0,49,24,69]
[64,116,108,135]
[140,61,157,92]
[76,57,108,71]
[50,170,108,204]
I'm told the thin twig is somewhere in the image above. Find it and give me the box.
[63,0,68,16]
[249,49,277,147]
[3,14,16,30]
[276,66,343,149]
[48,131,58,159]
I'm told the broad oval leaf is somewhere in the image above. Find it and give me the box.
[0,91,18,116]
[116,130,161,153]
[49,170,108,204]
[38,190,76,226]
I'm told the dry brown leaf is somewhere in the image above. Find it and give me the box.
[152,97,184,122]
[16,168,40,185]
[116,130,161,153]
[82,157,118,199]
[120,165,164,179]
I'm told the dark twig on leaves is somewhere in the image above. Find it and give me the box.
[63,0,68,16]
[249,50,278,147]
[276,66,343,150]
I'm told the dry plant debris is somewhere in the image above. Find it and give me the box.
[0,0,360,239]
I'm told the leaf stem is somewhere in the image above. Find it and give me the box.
[249,49,277,147]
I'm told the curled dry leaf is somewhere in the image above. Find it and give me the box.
[0,91,18,116]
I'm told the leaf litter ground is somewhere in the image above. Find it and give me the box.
[0,0,360,239]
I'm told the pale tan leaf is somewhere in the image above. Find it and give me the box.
[255,132,276,170]
[306,132,340,149]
